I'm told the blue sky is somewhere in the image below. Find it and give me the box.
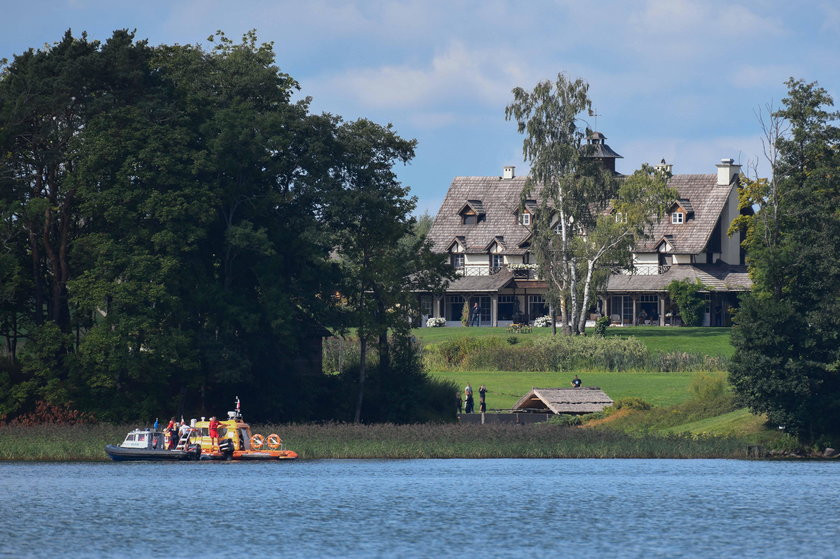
[2,0,838,215]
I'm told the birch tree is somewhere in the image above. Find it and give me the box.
[505,73,605,334]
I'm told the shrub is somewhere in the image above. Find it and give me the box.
[653,351,729,372]
[426,317,446,328]
[425,334,650,372]
[667,279,706,327]
[594,316,610,337]
[533,315,553,327]
[612,397,652,411]
[546,414,582,426]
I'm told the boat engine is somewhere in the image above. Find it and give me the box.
[219,438,234,458]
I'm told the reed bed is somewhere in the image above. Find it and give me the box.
[0,423,131,461]
[0,421,749,461]
[257,422,747,459]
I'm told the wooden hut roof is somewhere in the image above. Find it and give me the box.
[512,387,613,414]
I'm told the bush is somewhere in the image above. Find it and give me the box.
[612,397,652,411]
[667,279,706,327]
[426,317,446,328]
[546,414,582,426]
[594,316,610,337]
[425,334,650,372]
[324,335,457,423]
[533,315,553,327]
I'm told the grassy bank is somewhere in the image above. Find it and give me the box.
[0,422,750,461]
[431,370,698,409]
[412,326,734,357]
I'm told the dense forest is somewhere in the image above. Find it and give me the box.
[0,30,451,423]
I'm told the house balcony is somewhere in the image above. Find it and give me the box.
[454,265,539,280]
[624,264,671,276]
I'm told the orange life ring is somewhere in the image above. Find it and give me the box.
[266,434,282,450]
[250,434,265,449]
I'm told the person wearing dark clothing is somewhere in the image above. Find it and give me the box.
[464,384,474,413]
[479,384,487,413]
[571,375,582,388]
[469,302,480,326]
[457,392,463,415]
[169,423,179,450]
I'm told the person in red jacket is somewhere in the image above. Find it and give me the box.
[208,416,221,452]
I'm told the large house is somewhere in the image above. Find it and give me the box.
[420,133,751,327]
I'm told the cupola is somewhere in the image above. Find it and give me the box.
[584,131,623,173]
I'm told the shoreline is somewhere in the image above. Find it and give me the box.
[0,422,792,462]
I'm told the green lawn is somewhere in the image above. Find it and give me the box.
[412,326,734,356]
[430,370,697,409]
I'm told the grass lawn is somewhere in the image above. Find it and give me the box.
[412,326,734,357]
[430,369,698,409]
[662,408,773,439]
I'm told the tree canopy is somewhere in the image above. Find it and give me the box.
[0,30,448,423]
[729,78,840,443]
[505,73,675,334]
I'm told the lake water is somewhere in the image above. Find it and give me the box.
[1,459,838,558]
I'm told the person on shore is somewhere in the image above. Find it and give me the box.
[571,375,582,388]
[464,384,474,413]
[456,391,463,415]
[479,384,487,413]
[208,416,221,452]
[469,302,481,327]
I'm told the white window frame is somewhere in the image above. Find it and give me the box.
[521,212,531,226]
[671,212,684,224]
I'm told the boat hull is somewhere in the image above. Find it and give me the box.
[196,449,299,461]
[233,449,298,460]
[105,445,198,462]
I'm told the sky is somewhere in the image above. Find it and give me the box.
[2,0,838,215]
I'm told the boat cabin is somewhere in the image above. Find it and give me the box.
[120,429,167,449]
[192,411,255,452]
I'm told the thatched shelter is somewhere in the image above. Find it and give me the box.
[512,387,613,415]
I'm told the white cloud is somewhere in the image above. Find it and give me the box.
[311,41,530,112]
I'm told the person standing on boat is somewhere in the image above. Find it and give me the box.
[168,422,180,450]
[208,416,221,452]
[164,417,177,449]
[464,384,474,414]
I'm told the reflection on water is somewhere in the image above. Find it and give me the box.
[1,459,838,558]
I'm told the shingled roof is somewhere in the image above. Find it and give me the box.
[428,172,734,259]
[443,269,515,292]
[607,264,752,292]
[428,176,533,255]
[512,387,614,414]
[638,174,731,254]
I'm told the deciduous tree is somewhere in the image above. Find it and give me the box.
[729,78,840,442]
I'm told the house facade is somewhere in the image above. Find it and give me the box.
[420,134,751,327]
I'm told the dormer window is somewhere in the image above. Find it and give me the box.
[459,201,485,225]
[450,253,464,269]
[615,212,627,223]
[520,212,531,226]
[671,212,684,224]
